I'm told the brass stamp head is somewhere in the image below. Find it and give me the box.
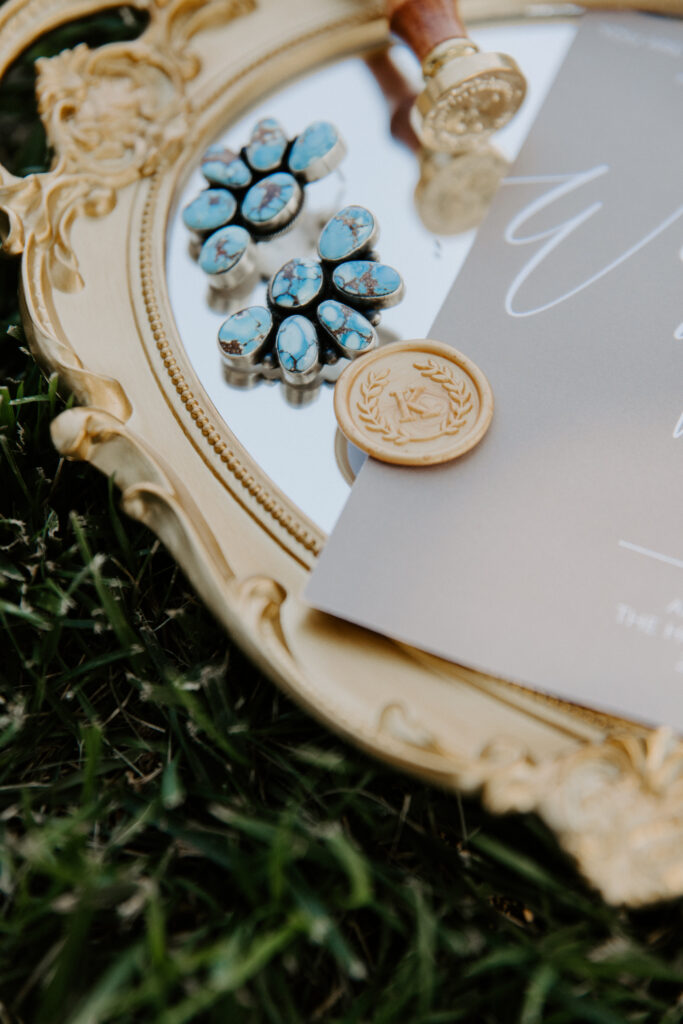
[413,42,527,153]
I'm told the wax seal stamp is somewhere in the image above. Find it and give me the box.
[385,0,526,153]
[184,118,347,293]
[412,44,526,153]
[365,47,509,235]
[334,339,493,465]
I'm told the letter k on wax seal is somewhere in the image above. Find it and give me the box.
[334,339,493,466]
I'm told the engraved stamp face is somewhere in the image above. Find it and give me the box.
[334,340,494,466]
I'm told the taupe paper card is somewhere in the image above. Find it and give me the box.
[307,13,683,732]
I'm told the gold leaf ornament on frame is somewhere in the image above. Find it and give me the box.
[0,0,255,291]
[0,0,254,412]
[35,43,189,181]
[2,41,187,293]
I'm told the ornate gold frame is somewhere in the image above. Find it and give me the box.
[3,0,682,907]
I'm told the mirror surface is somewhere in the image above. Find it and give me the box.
[167,20,576,533]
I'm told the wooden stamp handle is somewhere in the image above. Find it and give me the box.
[385,0,468,63]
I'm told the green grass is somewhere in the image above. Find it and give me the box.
[0,10,682,1023]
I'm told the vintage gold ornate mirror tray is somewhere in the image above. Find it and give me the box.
[2,0,682,907]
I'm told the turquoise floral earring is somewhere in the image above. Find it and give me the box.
[183,118,347,292]
[217,205,405,388]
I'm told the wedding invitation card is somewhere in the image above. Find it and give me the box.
[307,12,683,732]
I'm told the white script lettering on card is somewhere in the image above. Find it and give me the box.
[502,167,683,318]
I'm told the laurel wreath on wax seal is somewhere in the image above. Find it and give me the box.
[413,359,474,436]
[357,369,410,445]
[356,360,474,446]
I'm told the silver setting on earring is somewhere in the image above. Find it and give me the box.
[184,117,347,296]
[216,205,405,390]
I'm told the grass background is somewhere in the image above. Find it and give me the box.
[0,7,682,1022]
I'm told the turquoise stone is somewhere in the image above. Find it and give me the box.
[241,172,300,229]
[246,118,288,172]
[182,189,236,234]
[270,258,323,310]
[276,315,319,377]
[201,145,252,188]
[332,260,403,305]
[317,300,376,355]
[318,206,375,262]
[288,121,340,176]
[199,225,250,276]
[218,306,272,362]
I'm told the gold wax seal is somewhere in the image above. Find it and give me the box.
[334,339,493,466]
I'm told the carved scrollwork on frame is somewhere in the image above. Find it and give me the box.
[51,405,245,636]
[37,42,188,182]
[0,0,254,292]
[379,703,683,906]
[0,0,255,415]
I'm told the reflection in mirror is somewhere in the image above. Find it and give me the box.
[365,46,509,235]
[167,21,576,534]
